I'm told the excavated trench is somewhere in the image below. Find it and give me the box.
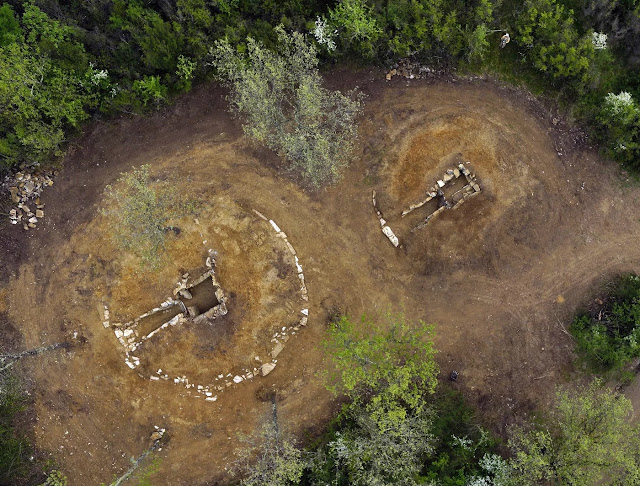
[136,276,221,336]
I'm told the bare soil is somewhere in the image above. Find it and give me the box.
[2,70,640,485]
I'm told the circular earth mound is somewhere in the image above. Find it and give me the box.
[97,193,309,395]
[372,110,565,269]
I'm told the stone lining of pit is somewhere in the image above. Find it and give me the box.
[101,211,309,402]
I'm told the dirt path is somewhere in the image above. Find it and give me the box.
[2,71,640,485]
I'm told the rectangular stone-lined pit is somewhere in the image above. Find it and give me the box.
[180,275,220,317]
[401,164,481,232]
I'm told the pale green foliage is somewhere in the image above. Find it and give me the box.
[323,313,438,430]
[317,406,434,486]
[40,470,68,486]
[312,17,337,51]
[515,0,595,85]
[592,31,608,50]
[508,379,640,485]
[599,93,640,167]
[132,76,167,106]
[329,0,382,56]
[101,165,183,269]
[605,91,635,117]
[210,25,363,187]
[467,453,514,486]
[466,24,491,63]
[236,422,305,486]
[176,54,196,91]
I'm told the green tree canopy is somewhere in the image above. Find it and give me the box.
[509,379,640,485]
[210,25,363,187]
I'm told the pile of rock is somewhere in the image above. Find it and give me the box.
[385,59,441,81]
[4,169,55,230]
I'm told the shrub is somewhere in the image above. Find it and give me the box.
[101,165,186,269]
[508,380,640,485]
[132,76,167,106]
[210,25,363,187]
[41,470,69,486]
[597,92,640,170]
[570,274,640,371]
[323,313,438,429]
[514,0,595,89]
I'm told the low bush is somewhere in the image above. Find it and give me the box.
[570,274,640,371]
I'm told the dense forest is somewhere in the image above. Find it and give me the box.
[3,1,640,485]
[1,0,639,173]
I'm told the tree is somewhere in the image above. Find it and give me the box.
[311,405,434,486]
[508,379,640,485]
[309,313,440,485]
[0,4,94,169]
[570,273,640,370]
[328,0,382,57]
[515,0,595,88]
[323,313,438,430]
[210,25,363,187]
[234,396,305,486]
[101,165,187,269]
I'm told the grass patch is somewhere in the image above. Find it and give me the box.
[0,369,35,484]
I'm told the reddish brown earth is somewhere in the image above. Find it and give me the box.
[2,70,640,485]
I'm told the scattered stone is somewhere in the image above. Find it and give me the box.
[271,342,284,359]
[382,225,400,247]
[36,209,44,218]
[269,220,281,233]
[178,288,193,300]
[187,306,200,317]
[233,375,243,384]
[4,168,56,229]
[261,363,276,376]
[437,180,445,188]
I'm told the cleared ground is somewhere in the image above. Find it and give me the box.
[2,70,640,485]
